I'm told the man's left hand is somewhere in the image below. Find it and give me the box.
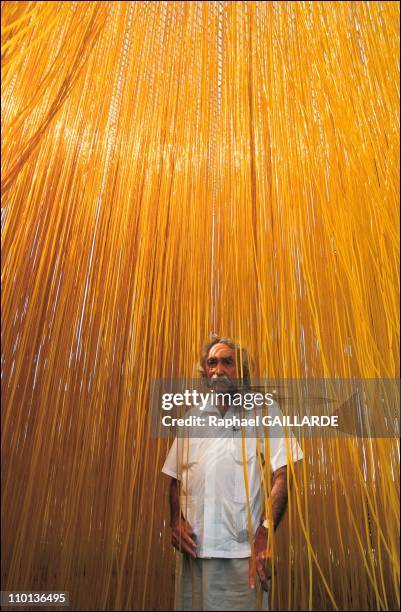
[248,525,272,592]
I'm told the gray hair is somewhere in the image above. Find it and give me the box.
[198,334,252,386]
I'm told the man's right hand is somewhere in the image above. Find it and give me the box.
[171,517,197,558]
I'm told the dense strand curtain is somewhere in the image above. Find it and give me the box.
[1,2,399,610]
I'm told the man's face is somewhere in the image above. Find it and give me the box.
[205,343,239,391]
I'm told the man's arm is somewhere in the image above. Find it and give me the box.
[169,477,183,527]
[249,465,291,591]
[169,477,197,558]
[268,464,291,529]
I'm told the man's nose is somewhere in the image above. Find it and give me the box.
[215,363,225,376]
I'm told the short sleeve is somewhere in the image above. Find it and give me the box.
[267,400,304,472]
[161,437,182,480]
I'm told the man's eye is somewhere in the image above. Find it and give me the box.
[207,359,217,366]
[224,359,233,365]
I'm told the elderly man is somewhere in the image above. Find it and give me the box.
[162,335,303,611]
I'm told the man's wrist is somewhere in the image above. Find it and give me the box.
[259,518,274,530]
[170,512,185,527]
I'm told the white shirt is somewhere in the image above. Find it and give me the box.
[161,399,303,558]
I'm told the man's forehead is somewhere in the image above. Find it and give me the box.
[208,343,236,358]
